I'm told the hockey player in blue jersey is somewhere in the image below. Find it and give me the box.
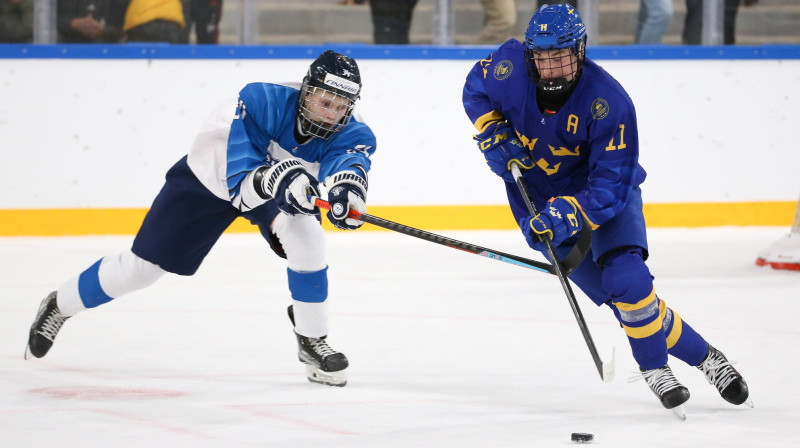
[463,4,751,416]
[24,50,375,387]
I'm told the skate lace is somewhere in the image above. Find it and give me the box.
[629,368,682,396]
[308,338,336,358]
[37,309,68,342]
[700,353,738,392]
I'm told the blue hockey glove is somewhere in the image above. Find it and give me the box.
[324,171,367,230]
[474,121,533,182]
[260,158,320,216]
[530,197,583,247]
[519,215,547,252]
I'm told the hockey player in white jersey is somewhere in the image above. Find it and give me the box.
[24,50,376,387]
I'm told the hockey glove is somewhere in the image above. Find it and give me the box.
[519,215,547,252]
[260,158,320,215]
[474,121,533,182]
[530,197,583,247]
[324,171,367,230]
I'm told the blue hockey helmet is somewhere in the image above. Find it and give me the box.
[523,3,587,93]
[298,50,362,140]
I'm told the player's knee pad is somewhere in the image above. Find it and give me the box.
[602,248,662,339]
[271,213,326,272]
[601,248,653,305]
[288,267,328,303]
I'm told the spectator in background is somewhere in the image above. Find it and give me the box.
[123,0,185,43]
[180,0,222,44]
[57,0,126,43]
[0,0,33,43]
[476,0,517,45]
[635,0,673,44]
[683,0,758,45]
[340,0,418,44]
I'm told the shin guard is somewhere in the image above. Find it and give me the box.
[603,248,668,369]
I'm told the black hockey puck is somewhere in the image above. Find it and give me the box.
[571,433,594,443]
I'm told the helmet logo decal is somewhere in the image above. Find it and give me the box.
[323,73,360,96]
[591,98,610,120]
[493,60,513,80]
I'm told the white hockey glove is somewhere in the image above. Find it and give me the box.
[258,158,320,215]
[324,171,367,230]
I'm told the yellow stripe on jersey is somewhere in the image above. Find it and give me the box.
[473,110,505,133]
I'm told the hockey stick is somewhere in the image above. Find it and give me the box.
[510,163,615,382]
[312,197,558,275]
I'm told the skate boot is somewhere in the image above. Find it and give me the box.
[287,305,348,387]
[639,364,690,419]
[25,291,70,360]
[696,344,753,407]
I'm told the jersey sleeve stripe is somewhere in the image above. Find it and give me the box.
[473,110,505,133]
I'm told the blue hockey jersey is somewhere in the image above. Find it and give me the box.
[187,82,376,206]
[463,39,646,229]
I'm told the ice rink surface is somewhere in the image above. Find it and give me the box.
[1,227,798,447]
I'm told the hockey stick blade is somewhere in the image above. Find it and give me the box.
[603,346,616,382]
[511,163,612,382]
[312,197,557,275]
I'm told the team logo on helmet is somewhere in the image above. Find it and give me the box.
[591,98,610,120]
[323,73,360,96]
[493,60,514,80]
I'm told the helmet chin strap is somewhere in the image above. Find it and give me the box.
[536,76,572,93]
[295,116,314,144]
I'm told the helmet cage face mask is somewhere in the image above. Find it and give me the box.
[523,3,587,94]
[297,50,362,140]
[298,83,356,140]
[525,41,585,93]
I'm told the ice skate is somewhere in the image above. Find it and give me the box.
[637,365,690,420]
[696,344,753,407]
[24,291,70,360]
[287,305,348,387]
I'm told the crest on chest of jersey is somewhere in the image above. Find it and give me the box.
[298,50,362,140]
[523,3,586,94]
[493,60,514,80]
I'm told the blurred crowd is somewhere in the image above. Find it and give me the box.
[0,0,222,43]
[0,0,767,45]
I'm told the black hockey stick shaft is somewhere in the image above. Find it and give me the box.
[510,164,613,382]
[313,197,557,275]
